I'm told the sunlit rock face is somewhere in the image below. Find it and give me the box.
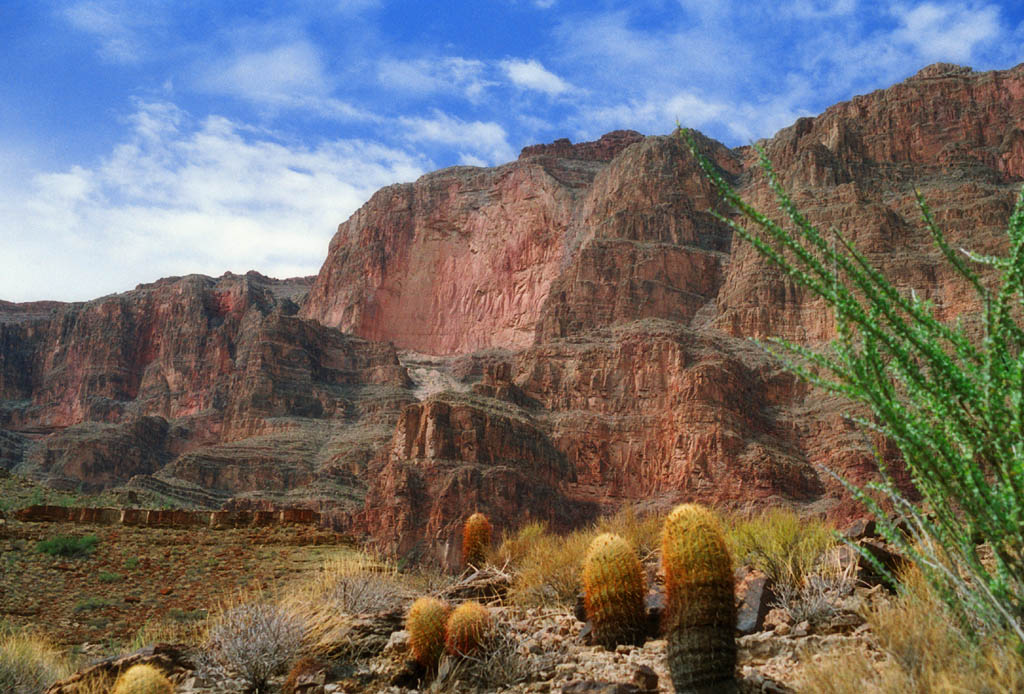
[3,63,1023,557]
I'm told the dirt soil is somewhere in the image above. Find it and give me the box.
[0,518,352,650]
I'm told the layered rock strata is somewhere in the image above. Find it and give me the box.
[3,63,1023,557]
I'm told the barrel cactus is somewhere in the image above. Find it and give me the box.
[406,596,451,668]
[661,503,736,694]
[111,664,174,694]
[462,512,493,568]
[582,532,646,648]
[445,601,492,657]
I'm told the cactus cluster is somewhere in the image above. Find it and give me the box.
[111,664,174,694]
[406,596,451,668]
[462,512,493,568]
[405,597,493,671]
[661,503,736,694]
[582,532,646,649]
[445,600,492,657]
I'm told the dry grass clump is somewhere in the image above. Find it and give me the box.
[727,508,840,621]
[801,564,1024,693]
[727,508,836,590]
[500,524,592,608]
[594,505,664,559]
[0,629,73,694]
[432,623,528,693]
[279,552,408,655]
[498,506,663,608]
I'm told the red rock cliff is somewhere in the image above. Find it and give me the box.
[4,63,1024,558]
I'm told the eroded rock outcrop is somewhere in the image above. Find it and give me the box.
[4,63,1024,558]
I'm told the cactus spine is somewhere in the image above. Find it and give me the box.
[406,596,451,668]
[111,664,174,694]
[582,532,647,649]
[445,601,492,657]
[462,512,492,568]
[661,504,736,694]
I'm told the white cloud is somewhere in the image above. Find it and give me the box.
[61,0,157,63]
[783,0,857,18]
[501,59,572,95]
[195,40,374,120]
[0,102,425,302]
[377,57,493,99]
[892,3,1001,61]
[399,111,515,165]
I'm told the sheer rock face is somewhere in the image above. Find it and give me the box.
[3,64,1024,555]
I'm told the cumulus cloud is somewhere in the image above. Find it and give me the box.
[501,59,572,95]
[0,102,425,302]
[399,110,515,164]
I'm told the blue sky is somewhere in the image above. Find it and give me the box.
[2,1,1023,302]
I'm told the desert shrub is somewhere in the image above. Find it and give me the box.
[505,527,592,607]
[433,626,528,693]
[0,630,71,694]
[204,600,305,693]
[594,504,664,559]
[35,535,98,558]
[492,521,548,567]
[98,571,122,583]
[728,509,838,621]
[279,553,406,656]
[801,565,1024,693]
[686,130,1024,643]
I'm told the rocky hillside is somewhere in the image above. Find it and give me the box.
[3,62,1023,565]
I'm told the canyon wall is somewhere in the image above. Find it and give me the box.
[3,62,1023,558]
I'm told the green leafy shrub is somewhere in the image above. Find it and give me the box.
[685,129,1024,643]
[727,509,837,620]
[35,535,98,558]
[98,571,123,583]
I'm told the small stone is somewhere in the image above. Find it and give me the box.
[763,607,792,630]
[384,629,410,654]
[792,620,810,637]
[615,644,632,655]
[575,593,587,622]
[631,664,658,692]
[774,622,791,636]
[734,569,774,635]
[556,663,578,678]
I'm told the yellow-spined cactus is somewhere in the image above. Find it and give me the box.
[661,504,736,694]
[582,532,646,649]
[445,601,491,657]
[111,663,174,694]
[462,512,493,568]
[406,596,450,668]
